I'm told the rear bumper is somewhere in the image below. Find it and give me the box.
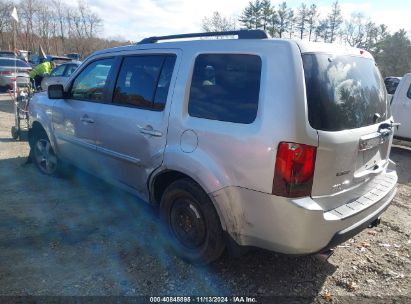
[210,168,397,254]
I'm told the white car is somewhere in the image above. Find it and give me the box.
[40,62,80,91]
[391,73,411,140]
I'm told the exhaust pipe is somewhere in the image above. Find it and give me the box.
[315,249,334,261]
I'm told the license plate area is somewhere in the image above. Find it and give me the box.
[357,132,390,170]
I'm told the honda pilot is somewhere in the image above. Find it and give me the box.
[28,30,397,264]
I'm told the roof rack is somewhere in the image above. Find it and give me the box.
[137,29,268,45]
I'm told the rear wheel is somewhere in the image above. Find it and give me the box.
[32,131,60,176]
[160,179,225,264]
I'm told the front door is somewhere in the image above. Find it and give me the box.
[94,53,178,198]
[52,57,116,173]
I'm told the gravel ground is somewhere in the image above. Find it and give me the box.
[0,94,410,303]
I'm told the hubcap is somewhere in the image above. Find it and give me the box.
[34,139,57,174]
[170,199,206,249]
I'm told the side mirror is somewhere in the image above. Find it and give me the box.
[48,84,65,99]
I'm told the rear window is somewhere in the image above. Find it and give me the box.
[303,54,389,131]
[188,54,261,124]
[0,59,29,68]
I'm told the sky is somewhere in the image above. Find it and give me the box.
[74,0,411,42]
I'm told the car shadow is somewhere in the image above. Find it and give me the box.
[0,156,335,298]
[390,145,411,184]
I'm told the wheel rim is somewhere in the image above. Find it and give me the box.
[170,198,206,249]
[34,139,57,174]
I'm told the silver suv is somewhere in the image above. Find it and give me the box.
[28,30,397,264]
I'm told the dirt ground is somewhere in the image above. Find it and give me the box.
[0,93,410,303]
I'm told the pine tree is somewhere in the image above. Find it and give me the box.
[306,4,319,41]
[277,2,291,38]
[327,1,343,43]
[296,3,308,39]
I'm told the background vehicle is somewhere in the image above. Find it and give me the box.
[28,30,397,264]
[0,58,31,91]
[384,76,402,102]
[391,73,411,140]
[0,51,16,58]
[41,62,80,91]
[65,53,81,61]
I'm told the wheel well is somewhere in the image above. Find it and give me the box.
[28,121,46,148]
[151,170,196,205]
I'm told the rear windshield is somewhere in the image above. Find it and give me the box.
[0,59,29,68]
[303,54,389,131]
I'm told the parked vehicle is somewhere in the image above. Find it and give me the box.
[391,73,411,140]
[28,30,398,264]
[0,58,31,91]
[65,53,81,61]
[0,51,16,58]
[41,62,80,91]
[384,76,402,102]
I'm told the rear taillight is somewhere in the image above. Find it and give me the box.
[0,71,12,76]
[272,142,317,198]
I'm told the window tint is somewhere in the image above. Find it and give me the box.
[153,56,176,110]
[50,65,66,77]
[407,84,411,99]
[65,64,78,77]
[71,58,114,101]
[303,54,389,131]
[188,54,261,124]
[113,55,166,109]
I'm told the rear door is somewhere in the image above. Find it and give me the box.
[303,53,394,210]
[94,52,179,197]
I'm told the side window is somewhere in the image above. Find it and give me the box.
[65,64,78,77]
[71,58,114,102]
[113,55,169,109]
[50,65,66,77]
[188,54,262,124]
[153,55,176,110]
[407,84,411,99]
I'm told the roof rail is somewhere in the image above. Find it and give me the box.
[137,29,268,45]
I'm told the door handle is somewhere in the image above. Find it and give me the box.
[80,115,94,124]
[139,125,162,137]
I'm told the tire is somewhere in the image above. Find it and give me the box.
[32,130,60,176]
[160,178,225,264]
[11,126,19,140]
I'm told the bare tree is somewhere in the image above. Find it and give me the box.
[202,12,236,32]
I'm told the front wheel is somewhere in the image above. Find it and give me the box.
[160,179,225,264]
[32,131,60,176]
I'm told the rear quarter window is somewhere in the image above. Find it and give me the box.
[188,54,261,124]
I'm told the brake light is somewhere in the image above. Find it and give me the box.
[272,142,317,198]
[0,71,12,75]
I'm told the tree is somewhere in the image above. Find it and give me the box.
[277,2,291,38]
[296,3,308,39]
[306,4,319,41]
[202,12,236,32]
[260,0,273,31]
[374,29,411,77]
[287,9,296,39]
[315,19,329,42]
[342,13,366,47]
[239,0,264,30]
[327,1,343,43]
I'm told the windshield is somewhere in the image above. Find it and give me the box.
[303,54,389,131]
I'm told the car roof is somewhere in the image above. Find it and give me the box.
[89,37,374,60]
